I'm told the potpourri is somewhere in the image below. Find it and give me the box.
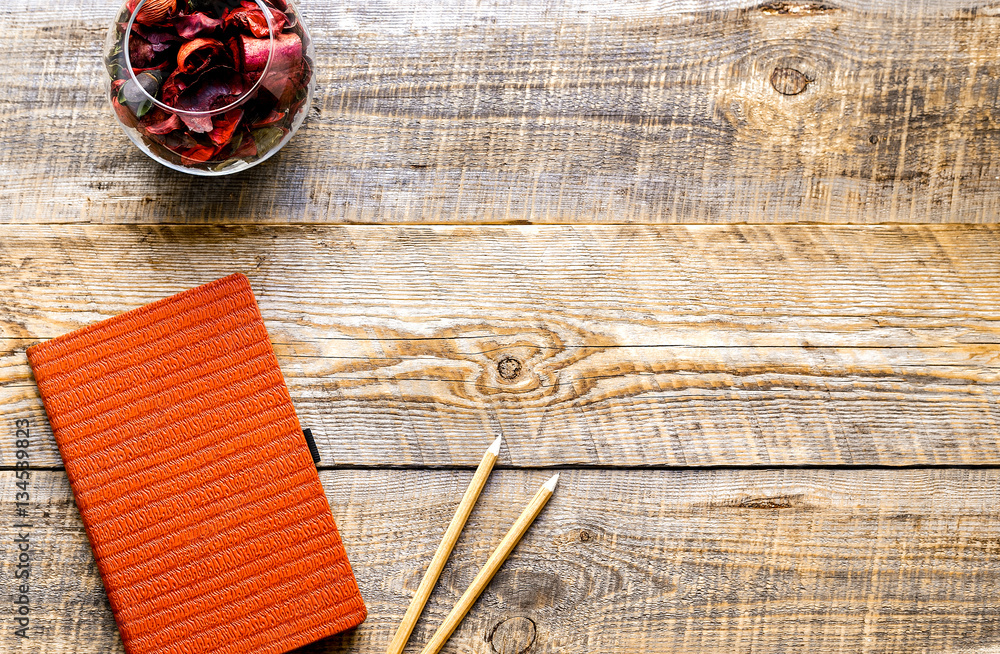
[106,0,312,172]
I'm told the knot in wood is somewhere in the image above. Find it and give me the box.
[759,2,835,14]
[770,67,811,95]
[488,616,538,654]
[579,529,592,542]
[497,356,523,382]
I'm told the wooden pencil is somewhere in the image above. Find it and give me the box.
[385,435,503,654]
[418,473,560,654]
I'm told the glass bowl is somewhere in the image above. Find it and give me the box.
[104,0,315,176]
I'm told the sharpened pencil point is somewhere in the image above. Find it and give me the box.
[543,473,559,492]
[488,435,502,456]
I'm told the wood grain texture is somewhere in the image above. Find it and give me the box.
[2,224,999,468]
[1,469,998,653]
[3,0,1000,224]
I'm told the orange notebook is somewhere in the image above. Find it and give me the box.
[27,274,366,654]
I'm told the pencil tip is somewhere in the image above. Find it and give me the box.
[543,473,559,492]
[488,435,503,456]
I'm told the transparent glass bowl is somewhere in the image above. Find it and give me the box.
[104,0,315,176]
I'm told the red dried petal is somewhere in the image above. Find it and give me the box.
[128,26,179,59]
[233,34,270,72]
[261,58,305,106]
[177,38,227,75]
[233,130,258,157]
[131,60,171,76]
[251,108,285,128]
[179,144,219,162]
[157,129,201,151]
[175,13,223,39]
[272,31,303,69]
[265,4,289,30]
[236,31,301,82]
[145,112,184,135]
[209,108,243,145]
[287,94,307,120]
[226,6,269,38]
[160,70,184,106]
[173,67,247,123]
[112,96,140,128]
[177,113,215,133]
[127,0,177,26]
[128,32,162,69]
[226,2,286,38]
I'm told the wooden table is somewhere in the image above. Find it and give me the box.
[3,1,1000,652]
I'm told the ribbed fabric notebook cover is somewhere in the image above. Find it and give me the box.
[26,274,366,654]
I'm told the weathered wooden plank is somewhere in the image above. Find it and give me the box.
[2,0,1000,224]
[2,224,999,468]
[1,469,998,653]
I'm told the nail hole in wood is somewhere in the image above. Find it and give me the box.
[770,67,811,95]
[497,356,522,382]
[488,616,538,654]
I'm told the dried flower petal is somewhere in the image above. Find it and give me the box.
[158,128,201,152]
[260,58,305,105]
[233,31,300,77]
[209,108,244,145]
[128,32,163,68]
[226,5,269,37]
[127,0,177,26]
[231,34,269,72]
[180,144,220,162]
[129,24,180,54]
[251,126,285,156]
[112,95,140,128]
[232,129,258,157]
[226,1,286,38]
[144,111,184,135]
[177,113,216,133]
[251,108,285,128]
[160,70,185,106]
[172,66,247,129]
[131,60,171,77]
[174,13,223,39]
[177,38,228,75]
